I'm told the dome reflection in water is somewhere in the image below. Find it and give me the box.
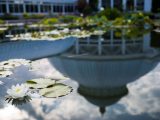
[0,28,160,120]
[49,28,160,115]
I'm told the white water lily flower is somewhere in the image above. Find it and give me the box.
[100,7,104,11]
[50,30,60,35]
[24,33,31,38]
[7,84,29,99]
[74,29,81,33]
[93,30,105,35]
[44,31,51,35]
[61,28,69,34]
[40,32,45,36]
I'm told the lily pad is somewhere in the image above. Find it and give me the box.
[39,83,73,98]
[0,59,31,70]
[26,78,56,89]
[0,70,13,78]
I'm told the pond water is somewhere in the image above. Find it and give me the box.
[0,28,160,120]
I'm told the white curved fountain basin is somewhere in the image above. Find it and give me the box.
[0,37,76,61]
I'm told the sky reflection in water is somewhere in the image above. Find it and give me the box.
[0,58,160,120]
[0,29,160,120]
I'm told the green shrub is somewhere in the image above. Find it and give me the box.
[89,0,98,11]
[0,19,4,24]
[125,12,153,27]
[143,12,153,17]
[124,27,150,39]
[76,17,84,23]
[87,15,107,23]
[111,12,153,27]
[83,5,93,15]
[23,13,45,19]
[113,17,126,26]
[59,15,80,23]
[23,13,29,19]
[92,15,108,26]
[0,30,5,34]
[98,8,122,20]
[41,18,58,25]
[77,0,87,13]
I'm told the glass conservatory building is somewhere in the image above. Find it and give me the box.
[0,0,77,15]
[98,0,152,12]
[0,0,153,16]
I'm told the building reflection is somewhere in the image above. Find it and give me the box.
[49,30,160,115]
[74,29,155,56]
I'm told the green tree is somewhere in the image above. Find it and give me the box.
[152,0,160,13]
[89,0,98,11]
[77,0,87,13]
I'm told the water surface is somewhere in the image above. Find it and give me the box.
[0,28,160,120]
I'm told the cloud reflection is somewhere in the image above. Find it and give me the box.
[0,60,160,120]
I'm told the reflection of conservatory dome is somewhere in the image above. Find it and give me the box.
[49,32,160,115]
[78,85,128,115]
[66,33,159,59]
[49,32,160,92]
[51,57,158,88]
[49,33,160,87]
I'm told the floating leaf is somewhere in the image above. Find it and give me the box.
[0,64,13,70]
[39,83,73,98]
[26,80,37,84]
[0,59,31,70]
[0,70,13,78]
[5,95,32,106]
[26,78,56,89]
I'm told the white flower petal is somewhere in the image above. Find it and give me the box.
[7,84,29,99]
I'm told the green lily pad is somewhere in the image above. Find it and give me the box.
[26,80,37,84]
[26,78,56,89]
[39,83,73,98]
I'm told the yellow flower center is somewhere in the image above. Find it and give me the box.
[15,88,21,93]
